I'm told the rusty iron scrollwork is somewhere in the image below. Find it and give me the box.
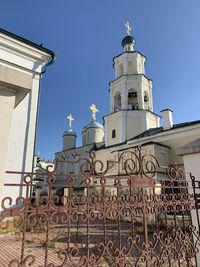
[0,146,199,266]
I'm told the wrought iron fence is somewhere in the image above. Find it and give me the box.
[0,147,200,266]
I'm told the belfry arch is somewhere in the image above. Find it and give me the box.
[114,92,121,111]
[128,89,138,110]
[143,91,149,110]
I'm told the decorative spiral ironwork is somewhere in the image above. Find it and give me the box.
[0,146,198,266]
[167,163,184,180]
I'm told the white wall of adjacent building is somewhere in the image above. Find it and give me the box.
[0,30,54,205]
[177,140,200,266]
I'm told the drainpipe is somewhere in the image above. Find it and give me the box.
[31,53,56,195]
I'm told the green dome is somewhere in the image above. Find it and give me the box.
[122,35,135,48]
[82,121,104,132]
[63,129,77,137]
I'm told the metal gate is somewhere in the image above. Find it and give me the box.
[0,147,200,266]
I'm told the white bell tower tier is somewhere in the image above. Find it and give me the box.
[104,23,160,147]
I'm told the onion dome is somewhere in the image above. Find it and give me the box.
[82,121,104,132]
[81,104,104,146]
[122,35,135,48]
[63,128,77,137]
[82,120,104,146]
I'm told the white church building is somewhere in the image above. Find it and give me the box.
[54,24,200,193]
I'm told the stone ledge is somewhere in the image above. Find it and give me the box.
[0,64,32,107]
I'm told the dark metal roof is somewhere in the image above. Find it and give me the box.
[129,127,163,140]
[95,141,127,151]
[129,120,200,141]
[141,141,171,149]
[96,120,200,152]
[0,28,55,57]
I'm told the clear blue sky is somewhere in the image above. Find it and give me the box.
[1,0,200,160]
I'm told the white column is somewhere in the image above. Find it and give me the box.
[138,80,143,109]
[104,119,108,147]
[0,86,16,204]
[149,81,153,111]
[124,60,128,75]
[121,80,128,110]
[121,92,127,110]
[110,89,113,112]
[120,111,126,142]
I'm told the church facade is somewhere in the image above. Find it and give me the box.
[54,25,200,193]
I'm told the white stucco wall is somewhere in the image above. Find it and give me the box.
[0,30,54,205]
[63,134,76,150]
[0,87,16,199]
[4,76,40,199]
[181,152,200,266]
[183,153,200,179]
[114,52,146,79]
[105,110,160,147]
[82,127,104,146]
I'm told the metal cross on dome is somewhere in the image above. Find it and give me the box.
[125,21,131,36]
[90,104,99,122]
[67,114,74,129]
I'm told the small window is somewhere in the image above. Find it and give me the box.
[112,129,116,138]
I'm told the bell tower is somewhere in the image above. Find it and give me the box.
[104,22,160,147]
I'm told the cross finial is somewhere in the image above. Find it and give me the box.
[125,21,131,36]
[67,114,74,129]
[90,104,99,122]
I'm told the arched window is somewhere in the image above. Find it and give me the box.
[143,91,149,110]
[118,63,124,77]
[128,89,138,110]
[128,61,134,75]
[114,92,121,111]
[112,129,116,138]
